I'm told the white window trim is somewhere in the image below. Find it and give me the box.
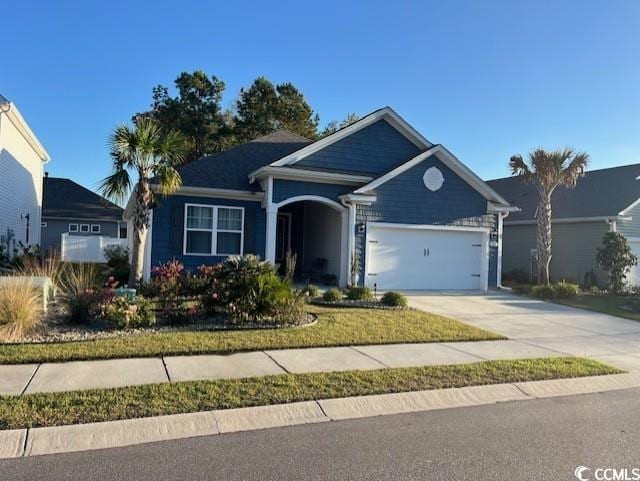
[41,222,48,228]
[183,203,245,256]
[69,223,79,232]
[91,224,101,234]
[79,224,90,233]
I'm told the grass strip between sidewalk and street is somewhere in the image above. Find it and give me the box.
[0,306,503,364]
[0,357,621,430]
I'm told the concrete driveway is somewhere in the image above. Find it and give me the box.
[404,290,640,371]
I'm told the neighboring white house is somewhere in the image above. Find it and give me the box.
[0,94,50,254]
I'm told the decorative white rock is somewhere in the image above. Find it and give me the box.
[423,167,444,192]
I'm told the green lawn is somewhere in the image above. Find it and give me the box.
[0,306,503,364]
[556,294,640,322]
[0,357,619,430]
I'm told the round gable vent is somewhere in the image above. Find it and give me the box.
[423,167,444,192]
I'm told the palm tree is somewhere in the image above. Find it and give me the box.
[100,118,186,286]
[509,148,589,285]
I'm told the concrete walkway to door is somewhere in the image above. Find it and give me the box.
[404,290,640,372]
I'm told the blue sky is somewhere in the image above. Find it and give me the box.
[3,0,639,196]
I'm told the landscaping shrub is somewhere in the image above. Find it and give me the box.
[58,263,102,323]
[504,269,530,284]
[346,286,373,301]
[104,297,156,329]
[17,253,63,291]
[0,278,43,341]
[203,255,305,325]
[179,272,210,297]
[597,232,639,294]
[323,288,343,302]
[145,260,184,310]
[511,284,533,295]
[380,291,407,307]
[529,282,580,299]
[165,305,199,326]
[530,284,557,299]
[304,284,320,298]
[103,245,130,286]
[270,293,306,326]
[552,281,580,299]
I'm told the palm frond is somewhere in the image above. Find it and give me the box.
[99,168,132,204]
[158,129,188,166]
[509,154,533,182]
[154,164,182,196]
[560,151,588,187]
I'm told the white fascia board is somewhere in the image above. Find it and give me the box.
[353,146,440,194]
[0,102,50,162]
[619,197,640,216]
[339,193,377,204]
[505,216,628,226]
[368,221,491,233]
[248,166,372,186]
[354,145,512,207]
[269,107,432,167]
[153,185,265,202]
[487,201,521,213]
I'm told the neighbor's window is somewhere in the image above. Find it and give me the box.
[91,225,100,234]
[80,224,90,233]
[184,204,243,255]
[69,224,78,232]
[119,223,127,239]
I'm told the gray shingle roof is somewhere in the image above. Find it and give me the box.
[174,130,311,191]
[43,177,123,221]
[487,163,640,222]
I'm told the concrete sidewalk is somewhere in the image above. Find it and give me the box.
[0,339,562,396]
[3,371,640,459]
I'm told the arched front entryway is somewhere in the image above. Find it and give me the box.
[266,195,349,286]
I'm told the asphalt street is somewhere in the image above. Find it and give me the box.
[2,388,640,481]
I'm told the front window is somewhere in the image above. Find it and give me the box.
[184,205,243,256]
[80,224,90,233]
[91,225,100,234]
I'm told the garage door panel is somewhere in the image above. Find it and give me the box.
[366,225,485,290]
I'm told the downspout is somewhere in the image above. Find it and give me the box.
[497,210,510,289]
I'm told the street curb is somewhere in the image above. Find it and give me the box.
[3,372,640,459]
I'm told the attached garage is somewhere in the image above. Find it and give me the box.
[364,223,490,290]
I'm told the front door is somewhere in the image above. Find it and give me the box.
[275,213,292,264]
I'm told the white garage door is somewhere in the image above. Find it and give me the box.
[365,224,487,290]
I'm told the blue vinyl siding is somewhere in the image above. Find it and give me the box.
[272,179,350,204]
[355,155,499,287]
[151,195,265,272]
[295,120,422,176]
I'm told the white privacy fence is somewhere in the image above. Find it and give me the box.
[60,234,127,263]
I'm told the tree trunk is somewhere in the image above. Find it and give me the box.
[535,192,553,285]
[128,177,152,287]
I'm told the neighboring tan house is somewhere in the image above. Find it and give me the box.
[0,94,50,254]
[127,107,516,289]
[42,175,126,259]
[487,163,640,287]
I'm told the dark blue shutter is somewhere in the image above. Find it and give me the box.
[169,205,184,255]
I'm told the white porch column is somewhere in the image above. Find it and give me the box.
[345,203,357,285]
[265,206,278,263]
